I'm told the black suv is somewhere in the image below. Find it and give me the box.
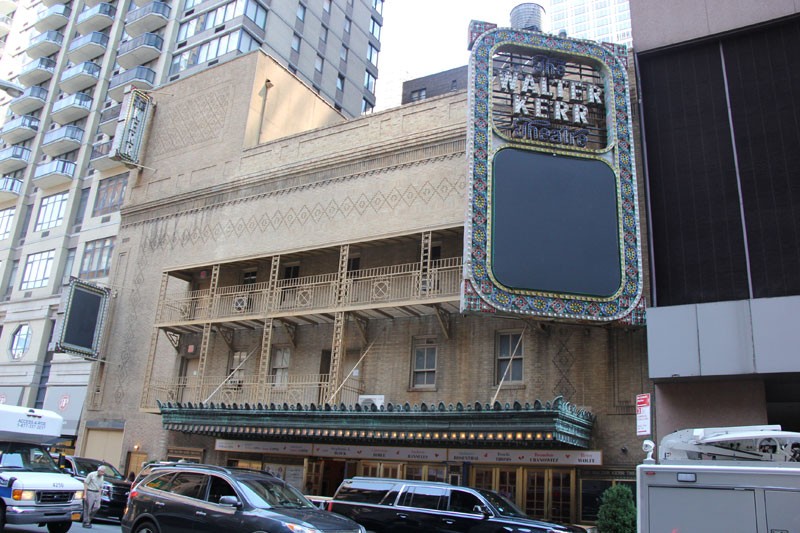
[122,463,366,533]
[59,455,131,521]
[329,477,572,533]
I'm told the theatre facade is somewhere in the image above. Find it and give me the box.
[79,43,649,526]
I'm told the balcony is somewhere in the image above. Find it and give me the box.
[90,140,120,171]
[33,4,71,32]
[0,115,39,144]
[0,146,31,173]
[0,0,16,15]
[125,1,170,38]
[51,93,93,124]
[117,33,163,70]
[40,0,68,7]
[9,86,48,115]
[142,373,364,412]
[18,57,56,86]
[0,14,11,38]
[59,61,101,94]
[76,3,116,35]
[33,159,76,189]
[98,103,121,136]
[41,125,84,157]
[26,30,63,59]
[108,66,155,101]
[0,176,22,202]
[67,32,108,64]
[157,257,463,325]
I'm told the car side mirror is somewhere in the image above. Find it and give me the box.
[218,495,243,508]
[473,504,491,517]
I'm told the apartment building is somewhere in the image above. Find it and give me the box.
[631,1,800,439]
[0,0,383,445]
[549,0,632,47]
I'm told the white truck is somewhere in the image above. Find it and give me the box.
[637,425,800,533]
[0,404,84,533]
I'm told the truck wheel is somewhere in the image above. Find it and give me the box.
[46,521,72,533]
[0,503,5,532]
[133,520,160,533]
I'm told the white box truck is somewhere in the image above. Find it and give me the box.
[0,404,84,533]
[637,425,800,533]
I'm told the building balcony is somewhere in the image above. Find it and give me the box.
[0,0,16,15]
[51,92,93,124]
[108,66,155,102]
[59,61,101,94]
[33,159,76,189]
[76,3,116,35]
[67,32,108,64]
[33,4,71,32]
[18,57,56,86]
[9,86,48,115]
[0,145,31,173]
[40,0,68,8]
[41,125,84,157]
[142,373,364,412]
[0,14,12,38]
[157,257,463,326]
[0,176,23,202]
[126,1,170,38]
[117,33,163,70]
[90,139,120,171]
[98,103,121,136]
[26,30,63,59]
[0,115,39,144]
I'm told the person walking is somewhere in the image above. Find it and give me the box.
[82,465,106,528]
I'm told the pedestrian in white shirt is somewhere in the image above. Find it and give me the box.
[83,465,106,528]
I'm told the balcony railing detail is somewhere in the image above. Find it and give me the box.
[142,373,363,411]
[0,176,22,195]
[109,65,155,90]
[158,258,462,324]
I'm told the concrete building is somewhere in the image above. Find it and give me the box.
[0,0,383,449]
[79,31,650,525]
[631,1,800,440]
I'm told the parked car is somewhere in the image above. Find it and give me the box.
[328,477,573,533]
[122,463,366,533]
[58,455,131,521]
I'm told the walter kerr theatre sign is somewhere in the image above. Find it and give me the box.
[462,25,644,323]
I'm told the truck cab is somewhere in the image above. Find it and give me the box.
[0,405,84,533]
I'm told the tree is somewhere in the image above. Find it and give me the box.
[596,483,636,533]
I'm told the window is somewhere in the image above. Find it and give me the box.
[323,0,331,13]
[400,486,446,510]
[336,74,345,91]
[0,207,15,239]
[292,33,301,52]
[272,347,290,386]
[340,44,348,61]
[34,191,68,232]
[296,3,305,22]
[496,331,523,383]
[79,237,115,279]
[315,54,324,73]
[21,250,54,290]
[170,30,259,75]
[449,489,483,514]
[372,0,383,14]
[412,340,437,388]
[60,248,76,287]
[72,187,90,230]
[410,88,427,102]
[343,17,351,33]
[243,270,257,285]
[4,260,18,299]
[320,25,328,42]
[93,172,128,217]
[168,472,207,499]
[370,17,381,39]
[361,98,373,114]
[364,71,376,93]
[367,43,379,66]
[9,324,32,360]
[207,476,237,505]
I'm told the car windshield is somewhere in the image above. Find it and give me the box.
[73,458,125,479]
[237,476,315,509]
[476,488,528,518]
[0,442,61,473]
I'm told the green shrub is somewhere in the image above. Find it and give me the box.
[596,483,636,533]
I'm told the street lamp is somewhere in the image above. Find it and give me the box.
[0,80,24,98]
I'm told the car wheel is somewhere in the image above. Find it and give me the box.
[133,520,160,533]
[0,503,6,532]
[46,521,72,533]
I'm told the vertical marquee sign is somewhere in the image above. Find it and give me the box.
[462,26,643,322]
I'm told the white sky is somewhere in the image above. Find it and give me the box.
[375,0,549,110]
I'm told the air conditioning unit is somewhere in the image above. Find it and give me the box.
[232,295,249,313]
[358,394,385,409]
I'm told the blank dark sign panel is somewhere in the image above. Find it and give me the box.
[490,148,621,298]
[62,285,104,354]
